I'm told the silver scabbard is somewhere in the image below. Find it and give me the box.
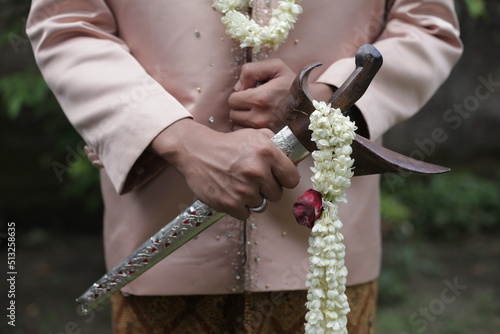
[76,126,310,314]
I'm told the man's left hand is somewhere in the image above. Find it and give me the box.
[228,59,335,133]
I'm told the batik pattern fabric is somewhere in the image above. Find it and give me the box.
[111,280,377,334]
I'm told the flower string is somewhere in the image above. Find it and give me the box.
[304,100,356,334]
[214,2,356,331]
[213,0,303,52]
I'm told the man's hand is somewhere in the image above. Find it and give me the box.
[228,59,295,132]
[151,118,300,220]
[228,58,335,133]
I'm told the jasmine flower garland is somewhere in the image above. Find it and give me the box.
[213,0,303,52]
[305,101,356,334]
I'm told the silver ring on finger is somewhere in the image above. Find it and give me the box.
[249,198,267,213]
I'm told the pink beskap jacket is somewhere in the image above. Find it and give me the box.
[27,0,462,295]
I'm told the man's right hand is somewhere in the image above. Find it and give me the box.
[150,118,300,220]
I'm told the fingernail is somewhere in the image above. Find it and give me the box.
[234,80,242,92]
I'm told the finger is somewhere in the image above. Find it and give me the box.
[229,84,276,115]
[225,205,251,221]
[208,193,253,221]
[252,129,300,190]
[230,123,246,131]
[229,189,268,219]
[229,109,252,127]
[230,109,270,129]
[230,73,291,114]
[269,149,300,190]
[228,87,255,110]
[237,61,281,91]
[247,196,268,213]
[256,128,275,139]
[259,178,283,203]
[247,195,266,209]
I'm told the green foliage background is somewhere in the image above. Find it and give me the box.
[381,172,500,240]
[1,0,102,230]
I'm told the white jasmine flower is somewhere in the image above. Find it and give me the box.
[212,0,242,13]
[305,101,356,333]
[213,0,302,52]
[216,2,354,330]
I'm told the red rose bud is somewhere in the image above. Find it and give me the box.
[292,189,323,229]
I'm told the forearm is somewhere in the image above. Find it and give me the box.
[27,0,192,194]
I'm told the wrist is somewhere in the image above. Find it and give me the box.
[150,118,202,165]
[309,82,335,103]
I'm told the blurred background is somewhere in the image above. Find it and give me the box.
[1,0,499,333]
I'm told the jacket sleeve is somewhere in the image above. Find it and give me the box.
[316,0,463,141]
[26,0,192,194]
